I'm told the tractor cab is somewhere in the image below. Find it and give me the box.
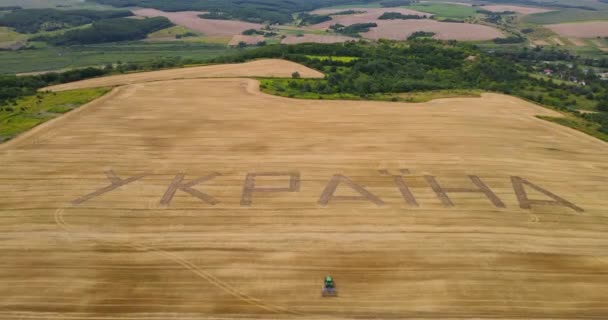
[322,275,337,297]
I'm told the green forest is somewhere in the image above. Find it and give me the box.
[0,8,133,33]
[33,17,173,45]
[378,12,428,20]
[330,23,378,37]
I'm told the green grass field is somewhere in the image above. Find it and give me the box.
[0,88,109,142]
[538,115,608,142]
[530,0,608,11]
[147,26,201,39]
[394,89,483,102]
[524,9,608,24]
[279,27,329,36]
[0,42,234,74]
[0,27,26,42]
[320,1,478,19]
[407,3,478,19]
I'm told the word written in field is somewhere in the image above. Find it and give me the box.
[71,170,584,213]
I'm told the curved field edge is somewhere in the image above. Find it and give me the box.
[41,59,324,92]
[259,78,484,102]
[537,115,608,142]
[23,57,607,144]
[0,88,110,144]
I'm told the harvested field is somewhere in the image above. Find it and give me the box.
[311,7,431,29]
[363,19,504,41]
[132,8,262,36]
[479,5,553,15]
[42,59,323,91]
[552,37,565,46]
[569,37,587,46]
[281,34,357,44]
[1,63,608,319]
[421,1,472,6]
[546,21,608,38]
[228,35,265,46]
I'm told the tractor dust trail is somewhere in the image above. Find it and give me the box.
[53,208,304,316]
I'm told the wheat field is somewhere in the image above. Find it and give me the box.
[1,66,607,319]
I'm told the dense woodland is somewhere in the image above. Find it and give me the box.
[379,0,416,7]
[0,57,184,107]
[330,23,378,37]
[298,13,333,26]
[379,12,428,20]
[0,8,133,33]
[0,68,106,107]
[0,6,22,11]
[32,17,173,45]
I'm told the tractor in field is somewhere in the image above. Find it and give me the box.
[322,275,337,297]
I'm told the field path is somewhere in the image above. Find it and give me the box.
[53,208,303,316]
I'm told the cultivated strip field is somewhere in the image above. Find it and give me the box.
[1,66,608,319]
[132,9,263,36]
[281,34,357,44]
[420,1,472,6]
[546,21,608,38]
[42,59,324,91]
[363,19,505,41]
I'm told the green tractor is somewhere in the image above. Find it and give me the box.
[322,275,337,297]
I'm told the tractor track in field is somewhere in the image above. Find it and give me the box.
[0,75,603,319]
[53,208,305,316]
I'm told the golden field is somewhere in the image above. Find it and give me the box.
[1,61,608,319]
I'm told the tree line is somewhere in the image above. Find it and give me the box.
[32,17,173,45]
[208,40,608,134]
[380,0,416,7]
[298,13,333,26]
[0,8,133,33]
[2,40,606,138]
[88,0,378,24]
[379,12,428,20]
[0,54,206,107]
[330,23,378,37]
